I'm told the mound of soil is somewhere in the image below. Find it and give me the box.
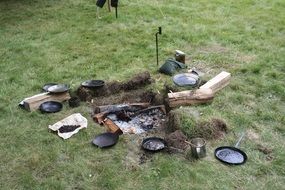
[77,72,152,101]
[165,130,188,150]
[256,144,273,155]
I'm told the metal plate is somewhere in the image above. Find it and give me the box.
[39,101,63,113]
[215,146,247,165]
[42,83,57,92]
[81,80,105,88]
[92,132,119,148]
[142,137,166,152]
[173,73,200,87]
[47,84,69,93]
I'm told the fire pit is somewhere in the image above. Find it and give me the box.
[102,106,166,134]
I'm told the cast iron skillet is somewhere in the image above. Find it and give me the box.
[142,137,166,152]
[39,101,63,113]
[92,132,119,148]
[214,133,247,165]
[81,80,105,88]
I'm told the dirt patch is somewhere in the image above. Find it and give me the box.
[247,129,260,141]
[235,53,257,64]
[266,155,274,161]
[123,123,167,169]
[77,71,152,101]
[254,143,273,161]
[256,144,273,155]
[165,130,188,151]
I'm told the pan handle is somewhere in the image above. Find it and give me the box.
[235,132,245,148]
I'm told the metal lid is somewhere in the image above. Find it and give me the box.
[173,73,200,87]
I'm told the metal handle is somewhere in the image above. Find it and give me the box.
[155,27,162,66]
[234,132,245,148]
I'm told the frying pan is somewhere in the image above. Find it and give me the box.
[81,80,105,88]
[215,133,247,165]
[39,101,63,113]
[47,84,69,94]
[142,137,166,152]
[92,132,119,148]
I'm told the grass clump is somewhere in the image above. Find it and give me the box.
[168,108,228,140]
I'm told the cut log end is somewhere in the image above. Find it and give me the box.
[167,88,214,108]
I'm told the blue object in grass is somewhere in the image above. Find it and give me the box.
[173,72,200,87]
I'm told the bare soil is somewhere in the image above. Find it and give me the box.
[77,72,152,101]
[165,130,188,151]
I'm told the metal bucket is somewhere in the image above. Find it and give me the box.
[190,138,206,159]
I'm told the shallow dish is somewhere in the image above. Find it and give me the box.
[42,83,57,92]
[47,84,69,93]
[39,101,63,113]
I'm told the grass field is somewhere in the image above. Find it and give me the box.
[0,0,285,189]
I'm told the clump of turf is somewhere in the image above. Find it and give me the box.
[166,109,228,140]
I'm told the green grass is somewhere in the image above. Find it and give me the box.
[0,0,285,189]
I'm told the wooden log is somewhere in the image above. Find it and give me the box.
[103,118,123,134]
[93,112,108,124]
[168,88,214,108]
[199,71,231,94]
[23,92,71,111]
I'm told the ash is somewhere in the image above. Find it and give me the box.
[108,108,166,134]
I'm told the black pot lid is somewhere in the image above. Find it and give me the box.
[42,83,58,92]
[39,101,63,113]
[47,84,69,93]
[92,132,119,148]
[81,80,105,88]
[173,73,200,87]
